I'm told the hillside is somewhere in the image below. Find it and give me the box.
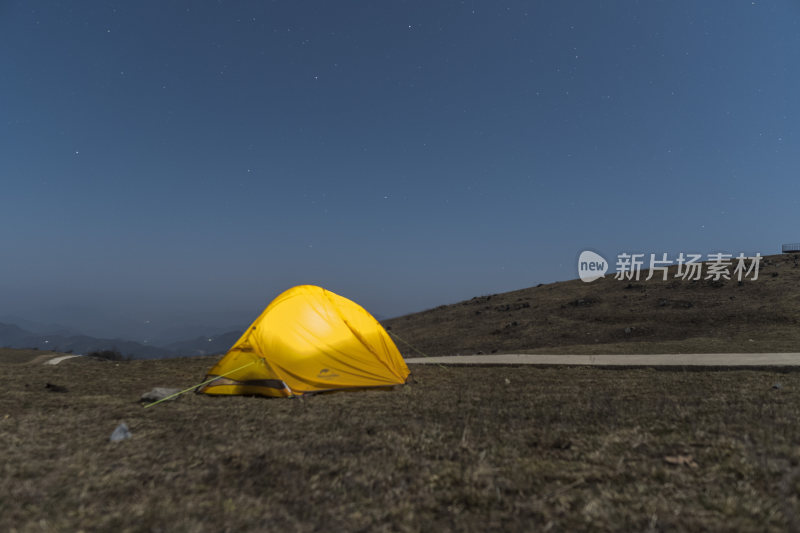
[384,253,800,356]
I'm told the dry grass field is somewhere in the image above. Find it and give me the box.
[2,353,800,532]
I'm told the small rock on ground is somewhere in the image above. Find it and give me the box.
[140,387,182,402]
[110,422,131,442]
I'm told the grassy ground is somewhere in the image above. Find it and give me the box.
[2,354,800,532]
[384,253,800,357]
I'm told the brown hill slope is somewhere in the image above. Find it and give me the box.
[383,253,800,356]
[0,348,62,364]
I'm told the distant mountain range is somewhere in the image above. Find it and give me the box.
[0,322,242,359]
[162,331,243,357]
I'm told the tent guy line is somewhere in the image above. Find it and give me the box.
[143,361,257,408]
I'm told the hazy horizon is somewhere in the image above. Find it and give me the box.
[2,1,798,340]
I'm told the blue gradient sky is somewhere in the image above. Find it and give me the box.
[1,1,798,336]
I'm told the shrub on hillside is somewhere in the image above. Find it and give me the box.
[87,349,127,361]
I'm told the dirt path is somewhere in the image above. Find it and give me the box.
[24,352,65,365]
[404,353,800,366]
[42,354,84,365]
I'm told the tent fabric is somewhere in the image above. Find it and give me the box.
[199,285,411,397]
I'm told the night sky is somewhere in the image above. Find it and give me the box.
[1,1,798,338]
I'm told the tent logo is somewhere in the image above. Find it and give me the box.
[578,250,608,283]
[317,368,339,379]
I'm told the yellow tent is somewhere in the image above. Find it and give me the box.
[198,285,411,397]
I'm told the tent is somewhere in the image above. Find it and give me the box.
[198,285,411,397]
